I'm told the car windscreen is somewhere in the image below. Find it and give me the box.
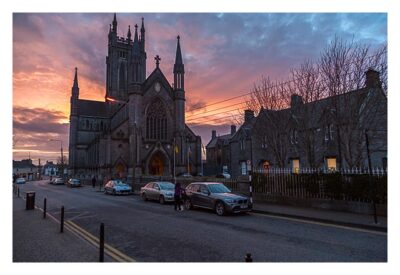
[114,181,126,186]
[159,182,174,190]
[208,184,231,193]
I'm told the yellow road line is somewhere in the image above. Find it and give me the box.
[251,212,387,236]
[65,220,136,262]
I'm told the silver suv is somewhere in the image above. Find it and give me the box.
[184,182,252,216]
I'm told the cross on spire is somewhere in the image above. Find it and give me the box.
[155,55,161,68]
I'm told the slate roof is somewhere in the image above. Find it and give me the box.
[13,160,36,169]
[206,133,232,149]
[77,99,108,117]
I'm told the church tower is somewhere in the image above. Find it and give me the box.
[69,67,79,174]
[106,14,147,114]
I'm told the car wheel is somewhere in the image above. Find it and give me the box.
[112,189,116,195]
[142,193,147,201]
[184,199,193,210]
[215,201,225,216]
[159,195,165,204]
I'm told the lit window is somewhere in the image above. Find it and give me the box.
[262,161,270,171]
[292,159,300,174]
[326,157,337,171]
[240,161,247,175]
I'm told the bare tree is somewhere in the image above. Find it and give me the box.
[247,77,291,168]
[319,37,387,168]
[246,35,386,169]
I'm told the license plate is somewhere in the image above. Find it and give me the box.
[240,205,247,209]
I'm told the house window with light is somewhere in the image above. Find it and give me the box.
[240,161,247,175]
[262,160,270,171]
[292,159,300,173]
[326,157,337,171]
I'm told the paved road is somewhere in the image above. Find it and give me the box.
[16,180,387,262]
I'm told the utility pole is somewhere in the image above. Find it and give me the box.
[365,129,377,224]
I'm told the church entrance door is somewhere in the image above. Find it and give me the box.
[149,151,165,176]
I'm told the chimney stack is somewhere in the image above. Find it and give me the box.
[365,68,381,89]
[290,94,303,109]
[244,110,254,123]
[212,130,217,139]
[231,125,236,135]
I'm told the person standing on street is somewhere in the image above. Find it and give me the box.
[92,175,96,188]
[174,182,183,211]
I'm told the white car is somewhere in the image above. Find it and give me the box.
[15,178,26,184]
[140,182,175,204]
[104,180,132,195]
[52,177,64,185]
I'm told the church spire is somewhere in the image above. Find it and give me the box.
[112,13,117,33]
[140,17,145,51]
[127,25,132,41]
[73,67,79,88]
[174,35,185,90]
[134,24,139,42]
[71,67,79,101]
[174,35,183,65]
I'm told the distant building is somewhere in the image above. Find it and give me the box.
[42,161,59,176]
[206,69,387,177]
[13,159,38,180]
[68,14,202,180]
[205,126,236,176]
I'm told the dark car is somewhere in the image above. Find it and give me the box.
[184,182,252,216]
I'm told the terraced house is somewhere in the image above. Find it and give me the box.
[206,69,387,178]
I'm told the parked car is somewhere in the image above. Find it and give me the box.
[216,172,231,179]
[104,180,132,195]
[184,182,252,216]
[67,178,81,188]
[140,181,175,204]
[15,178,26,184]
[52,177,64,185]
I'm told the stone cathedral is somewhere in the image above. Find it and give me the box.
[68,14,202,179]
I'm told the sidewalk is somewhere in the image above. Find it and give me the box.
[252,201,387,232]
[13,195,112,262]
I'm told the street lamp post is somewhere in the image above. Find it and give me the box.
[49,139,64,180]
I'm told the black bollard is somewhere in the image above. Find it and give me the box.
[17,187,20,198]
[60,206,64,233]
[245,253,253,262]
[43,198,47,219]
[99,223,104,262]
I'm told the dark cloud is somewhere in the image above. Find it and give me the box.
[13,106,69,134]
[185,98,207,113]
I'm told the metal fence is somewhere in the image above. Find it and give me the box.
[252,167,387,203]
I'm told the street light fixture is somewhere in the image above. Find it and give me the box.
[49,139,64,179]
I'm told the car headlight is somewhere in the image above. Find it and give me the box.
[224,198,235,203]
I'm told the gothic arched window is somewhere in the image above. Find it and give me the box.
[146,99,167,140]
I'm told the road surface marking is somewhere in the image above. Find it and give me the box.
[20,195,136,262]
[65,220,136,262]
[251,212,386,236]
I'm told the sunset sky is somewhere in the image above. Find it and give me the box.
[12,13,387,164]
